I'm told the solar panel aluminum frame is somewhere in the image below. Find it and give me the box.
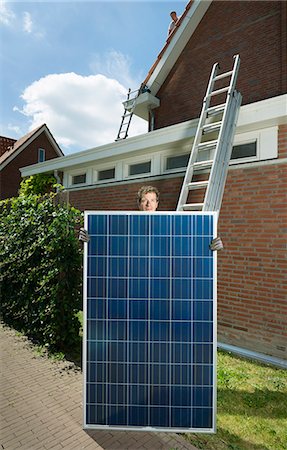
[83,211,217,433]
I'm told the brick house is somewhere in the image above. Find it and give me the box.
[21,0,287,364]
[0,124,63,200]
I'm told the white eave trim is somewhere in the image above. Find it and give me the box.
[20,120,198,176]
[20,94,287,177]
[147,0,213,97]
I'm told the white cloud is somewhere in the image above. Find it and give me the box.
[16,71,147,153]
[0,0,15,26]
[23,11,33,33]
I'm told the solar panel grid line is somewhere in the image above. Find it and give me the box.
[105,217,109,424]
[83,211,217,432]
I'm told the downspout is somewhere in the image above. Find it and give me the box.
[54,170,61,192]
[149,108,155,132]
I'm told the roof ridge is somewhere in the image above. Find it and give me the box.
[141,0,194,88]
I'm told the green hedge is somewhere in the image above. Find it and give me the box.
[0,182,83,352]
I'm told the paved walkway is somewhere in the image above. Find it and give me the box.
[0,323,198,450]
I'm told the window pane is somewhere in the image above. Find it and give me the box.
[98,168,115,181]
[129,161,151,176]
[166,154,189,170]
[38,148,45,163]
[72,174,86,184]
[231,142,257,160]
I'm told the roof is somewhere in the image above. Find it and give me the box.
[0,124,64,170]
[0,136,17,157]
[135,0,212,110]
[142,0,195,89]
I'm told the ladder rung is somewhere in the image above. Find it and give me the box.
[122,113,132,118]
[207,103,226,116]
[209,86,229,97]
[182,203,204,211]
[198,140,218,151]
[202,121,222,134]
[214,70,233,81]
[176,55,241,212]
[188,181,209,190]
[194,160,213,170]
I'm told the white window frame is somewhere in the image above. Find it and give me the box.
[68,169,89,187]
[230,126,278,165]
[161,151,191,174]
[123,155,157,180]
[93,163,118,184]
[38,148,45,163]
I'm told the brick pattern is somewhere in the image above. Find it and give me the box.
[0,136,16,157]
[0,132,60,200]
[0,323,197,450]
[154,1,286,130]
[217,162,287,359]
[67,178,182,212]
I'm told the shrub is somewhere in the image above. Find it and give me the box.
[0,179,83,352]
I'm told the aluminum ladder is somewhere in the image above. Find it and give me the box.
[116,88,138,141]
[176,54,242,212]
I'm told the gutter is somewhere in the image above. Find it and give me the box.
[218,342,287,369]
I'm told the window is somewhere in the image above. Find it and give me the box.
[72,174,86,185]
[38,148,45,163]
[98,168,115,181]
[165,154,189,171]
[231,142,257,160]
[129,161,151,176]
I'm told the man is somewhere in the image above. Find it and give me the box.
[137,185,159,212]
[168,11,179,36]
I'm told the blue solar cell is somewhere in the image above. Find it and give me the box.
[109,257,128,277]
[109,214,128,234]
[84,212,216,432]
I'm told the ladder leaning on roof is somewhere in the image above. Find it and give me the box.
[116,88,138,141]
[176,54,242,213]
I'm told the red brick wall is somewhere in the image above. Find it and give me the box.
[154,1,286,129]
[217,163,287,359]
[0,132,60,200]
[68,178,181,212]
[67,125,287,360]
[0,137,16,157]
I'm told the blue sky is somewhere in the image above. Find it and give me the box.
[0,0,186,153]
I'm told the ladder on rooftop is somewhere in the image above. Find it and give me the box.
[116,88,139,141]
[176,54,242,213]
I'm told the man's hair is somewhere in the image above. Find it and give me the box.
[170,10,177,16]
[137,185,160,205]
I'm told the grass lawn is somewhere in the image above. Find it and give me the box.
[77,311,286,449]
[185,350,287,450]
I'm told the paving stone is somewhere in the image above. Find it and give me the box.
[1,322,198,450]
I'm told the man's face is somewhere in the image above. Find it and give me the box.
[171,12,177,21]
[139,192,158,211]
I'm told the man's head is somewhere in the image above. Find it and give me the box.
[170,11,178,21]
[137,185,159,211]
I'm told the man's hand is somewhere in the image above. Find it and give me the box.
[79,228,90,243]
[209,236,224,251]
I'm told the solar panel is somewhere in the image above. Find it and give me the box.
[83,211,217,433]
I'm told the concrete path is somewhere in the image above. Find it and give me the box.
[0,323,198,450]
